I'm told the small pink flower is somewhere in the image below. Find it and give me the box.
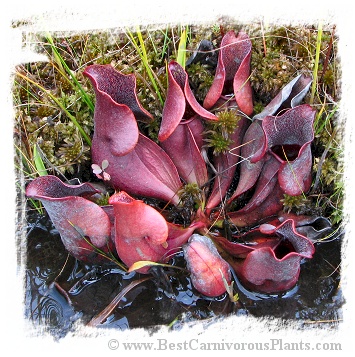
[91,159,111,181]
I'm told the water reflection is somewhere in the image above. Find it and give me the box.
[25,213,343,338]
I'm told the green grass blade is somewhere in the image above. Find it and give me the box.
[46,33,94,112]
[33,143,48,176]
[314,104,338,136]
[177,27,187,68]
[126,27,164,105]
[310,22,323,104]
[160,28,171,61]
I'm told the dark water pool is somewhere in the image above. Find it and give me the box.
[24,211,343,339]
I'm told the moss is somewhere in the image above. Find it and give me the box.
[247,24,336,105]
[203,109,242,155]
[313,156,339,187]
[322,68,335,87]
[204,131,232,155]
[186,63,215,102]
[94,192,111,207]
[178,183,203,211]
[36,105,56,118]
[281,194,310,214]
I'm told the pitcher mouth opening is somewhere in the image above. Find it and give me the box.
[271,144,301,162]
[273,238,296,259]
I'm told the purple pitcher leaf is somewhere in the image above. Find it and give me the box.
[242,119,267,163]
[230,155,280,213]
[274,219,315,258]
[183,234,231,297]
[233,246,303,293]
[133,134,183,202]
[253,74,312,120]
[167,222,200,249]
[277,212,333,241]
[52,198,110,249]
[251,218,315,258]
[262,105,315,152]
[230,219,314,293]
[26,175,100,199]
[94,133,182,205]
[206,116,249,211]
[168,61,217,121]
[205,151,237,212]
[26,176,112,263]
[203,31,253,116]
[228,157,264,203]
[84,64,153,123]
[228,183,284,227]
[158,63,186,142]
[262,104,315,195]
[213,235,256,258]
[101,205,116,241]
[186,116,205,150]
[94,102,139,156]
[160,121,208,187]
[278,143,313,195]
[84,65,151,156]
[295,219,334,241]
[186,39,217,67]
[159,61,217,142]
[157,221,205,261]
[277,212,331,229]
[180,72,219,121]
[287,74,313,108]
[215,234,284,259]
[138,220,205,264]
[232,32,253,116]
[228,120,266,202]
[109,191,169,273]
[134,134,182,191]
